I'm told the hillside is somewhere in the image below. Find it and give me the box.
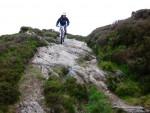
[0,9,150,113]
[0,27,60,112]
[0,27,115,113]
[87,9,150,108]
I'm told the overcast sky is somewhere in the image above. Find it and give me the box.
[0,0,150,36]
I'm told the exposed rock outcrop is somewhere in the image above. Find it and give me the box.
[30,38,147,113]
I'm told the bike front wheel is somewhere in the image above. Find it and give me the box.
[60,28,65,44]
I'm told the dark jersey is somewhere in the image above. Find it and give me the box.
[56,16,70,26]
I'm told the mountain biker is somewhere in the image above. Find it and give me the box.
[56,12,70,36]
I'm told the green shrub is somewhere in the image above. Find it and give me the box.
[87,10,150,107]
[44,92,61,107]
[20,26,31,33]
[140,76,150,94]
[44,76,114,113]
[117,64,130,75]
[52,66,68,77]
[106,75,123,91]
[67,34,86,42]
[44,31,58,38]
[61,95,75,113]
[99,61,117,72]
[64,77,88,101]
[44,76,76,113]
[0,33,47,112]
[86,86,113,113]
[141,95,150,108]
[97,48,105,60]
[115,80,141,97]
[45,93,75,113]
[44,78,63,93]
[124,97,141,106]
[0,105,7,113]
[123,94,150,108]
[0,82,20,105]
[44,77,62,112]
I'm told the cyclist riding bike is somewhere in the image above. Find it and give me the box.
[56,13,70,43]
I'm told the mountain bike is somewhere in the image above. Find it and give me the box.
[59,26,66,44]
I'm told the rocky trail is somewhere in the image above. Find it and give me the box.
[15,38,148,113]
[15,65,47,113]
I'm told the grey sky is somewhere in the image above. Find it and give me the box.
[0,0,150,36]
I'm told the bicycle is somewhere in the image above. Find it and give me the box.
[59,26,66,44]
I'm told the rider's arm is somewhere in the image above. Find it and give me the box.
[56,18,60,26]
[66,17,70,26]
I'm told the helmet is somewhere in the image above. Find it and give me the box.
[62,12,66,16]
